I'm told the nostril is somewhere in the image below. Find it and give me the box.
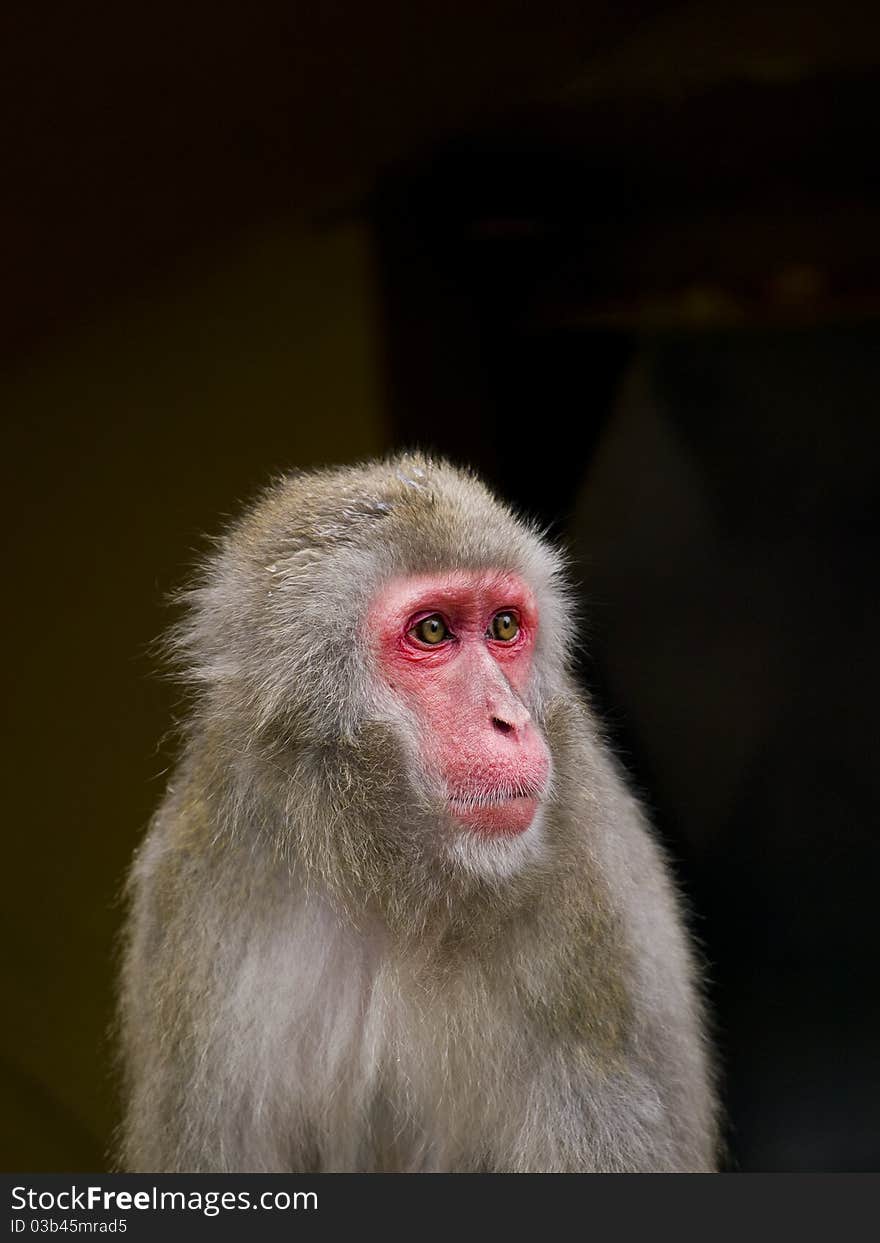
[492,717,513,735]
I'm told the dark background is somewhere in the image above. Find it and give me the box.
[3,0,879,1171]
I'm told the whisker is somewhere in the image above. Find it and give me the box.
[446,776,544,811]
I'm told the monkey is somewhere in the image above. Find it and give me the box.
[118,453,718,1173]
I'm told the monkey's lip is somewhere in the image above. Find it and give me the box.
[446,789,542,836]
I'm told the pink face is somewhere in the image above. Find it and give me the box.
[368,570,551,837]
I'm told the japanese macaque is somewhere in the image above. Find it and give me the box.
[118,454,718,1172]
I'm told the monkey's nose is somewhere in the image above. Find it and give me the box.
[488,698,531,737]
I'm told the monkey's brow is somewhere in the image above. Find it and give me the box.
[391,579,531,612]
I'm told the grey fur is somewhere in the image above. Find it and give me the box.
[118,454,718,1172]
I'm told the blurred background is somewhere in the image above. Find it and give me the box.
[3,0,879,1171]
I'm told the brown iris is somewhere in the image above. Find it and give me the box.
[412,614,448,645]
[491,611,519,641]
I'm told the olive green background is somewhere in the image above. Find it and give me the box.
[2,223,389,1168]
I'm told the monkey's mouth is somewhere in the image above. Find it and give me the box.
[446,784,543,836]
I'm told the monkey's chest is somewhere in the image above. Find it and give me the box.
[274,919,484,1170]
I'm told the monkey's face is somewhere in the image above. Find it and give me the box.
[368,570,551,837]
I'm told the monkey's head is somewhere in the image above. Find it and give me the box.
[174,454,577,904]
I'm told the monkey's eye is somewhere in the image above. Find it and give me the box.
[490,611,519,642]
[410,614,449,645]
